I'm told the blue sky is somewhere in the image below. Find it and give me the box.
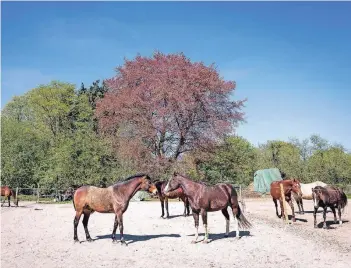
[2,1,351,149]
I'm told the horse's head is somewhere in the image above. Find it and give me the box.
[164,171,182,196]
[312,187,324,208]
[140,175,158,195]
[291,178,302,196]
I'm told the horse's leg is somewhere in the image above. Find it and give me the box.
[300,198,305,214]
[186,198,190,216]
[221,208,230,238]
[231,204,240,239]
[288,199,296,222]
[1,197,6,207]
[116,211,127,246]
[331,206,337,224]
[8,196,11,207]
[181,196,186,216]
[313,206,318,228]
[322,207,328,229]
[111,215,119,243]
[337,204,342,225]
[191,212,200,244]
[279,199,284,220]
[201,209,209,244]
[165,197,169,218]
[73,211,83,242]
[82,211,93,242]
[273,198,281,218]
[160,196,165,218]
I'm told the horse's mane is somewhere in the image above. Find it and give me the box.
[116,173,151,185]
[175,172,209,186]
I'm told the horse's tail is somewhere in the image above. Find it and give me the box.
[236,202,252,230]
[340,190,348,213]
[72,194,76,211]
[11,189,19,206]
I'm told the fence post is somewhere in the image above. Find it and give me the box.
[37,184,40,203]
[16,187,19,206]
[279,183,288,224]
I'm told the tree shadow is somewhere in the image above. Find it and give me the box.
[91,233,181,245]
[186,231,252,243]
[316,220,349,229]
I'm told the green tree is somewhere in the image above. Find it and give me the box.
[198,136,257,185]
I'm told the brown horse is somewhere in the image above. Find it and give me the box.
[164,172,252,244]
[1,186,19,207]
[312,185,348,229]
[270,179,302,222]
[155,180,190,218]
[73,174,157,245]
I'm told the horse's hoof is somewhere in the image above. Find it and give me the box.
[323,225,327,229]
[224,235,228,238]
[202,240,209,244]
[86,238,93,242]
[120,241,128,246]
[112,239,118,244]
[314,225,317,228]
[292,218,296,223]
[191,240,197,244]
[74,239,79,243]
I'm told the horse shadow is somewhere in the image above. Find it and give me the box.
[288,215,308,222]
[302,210,322,214]
[186,231,252,243]
[93,233,181,245]
[316,220,349,229]
[164,213,193,219]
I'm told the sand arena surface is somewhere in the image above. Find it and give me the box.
[1,199,350,268]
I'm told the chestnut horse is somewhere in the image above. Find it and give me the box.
[1,186,19,207]
[155,180,190,218]
[73,174,157,245]
[270,179,302,222]
[312,185,348,229]
[164,172,252,244]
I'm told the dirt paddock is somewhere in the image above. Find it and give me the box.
[1,199,350,268]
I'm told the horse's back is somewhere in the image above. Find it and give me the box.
[0,186,11,196]
[73,186,114,212]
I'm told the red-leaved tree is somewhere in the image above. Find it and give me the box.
[95,52,246,176]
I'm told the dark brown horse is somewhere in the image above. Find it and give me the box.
[73,174,157,245]
[155,180,190,218]
[164,172,252,244]
[270,179,302,222]
[312,185,348,229]
[1,186,19,207]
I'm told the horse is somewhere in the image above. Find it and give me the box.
[163,172,252,244]
[312,185,348,229]
[291,180,327,214]
[155,180,190,218]
[72,174,157,245]
[1,186,19,207]
[270,179,302,222]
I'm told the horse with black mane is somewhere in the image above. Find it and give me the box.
[270,179,302,222]
[73,174,157,245]
[154,180,190,218]
[312,185,348,229]
[1,186,19,207]
[164,172,252,244]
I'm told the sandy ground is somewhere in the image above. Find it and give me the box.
[1,199,350,268]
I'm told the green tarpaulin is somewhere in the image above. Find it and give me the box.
[254,168,282,193]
